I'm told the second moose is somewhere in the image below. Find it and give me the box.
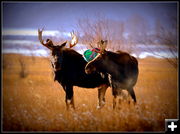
[85,40,139,109]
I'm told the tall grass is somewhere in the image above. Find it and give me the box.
[2,54,177,132]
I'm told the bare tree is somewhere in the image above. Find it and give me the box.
[127,14,149,42]
[76,13,177,69]
[147,16,178,68]
[125,14,150,54]
[125,13,177,68]
[76,15,126,51]
[76,16,107,48]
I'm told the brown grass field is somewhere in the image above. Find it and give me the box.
[2,53,178,132]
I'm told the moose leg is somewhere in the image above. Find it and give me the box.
[65,85,75,110]
[112,88,123,109]
[113,95,117,109]
[112,88,118,109]
[128,88,136,104]
[97,84,108,109]
[117,90,123,110]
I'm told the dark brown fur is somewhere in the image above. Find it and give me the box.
[49,43,110,109]
[85,50,139,108]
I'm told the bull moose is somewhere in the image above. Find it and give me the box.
[38,29,109,109]
[85,40,139,109]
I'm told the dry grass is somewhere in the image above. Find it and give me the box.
[2,54,178,132]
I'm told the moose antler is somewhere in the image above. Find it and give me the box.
[69,30,78,48]
[97,40,108,52]
[38,28,54,50]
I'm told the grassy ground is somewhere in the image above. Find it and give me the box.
[2,54,178,132]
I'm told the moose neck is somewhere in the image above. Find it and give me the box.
[101,59,120,79]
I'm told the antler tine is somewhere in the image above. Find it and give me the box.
[97,40,102,49]
[69,30,78,48]
[102,40,108,50]
[97,40,108,52]
[38,28,44,44]
[38,28,53,50]
[97,40,101,48]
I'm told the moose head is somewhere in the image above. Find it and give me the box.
[85,39,108,74]
[38,28,78,71]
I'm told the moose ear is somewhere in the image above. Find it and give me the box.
[61,41,67,47]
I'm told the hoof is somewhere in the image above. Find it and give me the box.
[97,101,105,109]
[96,105,101,109]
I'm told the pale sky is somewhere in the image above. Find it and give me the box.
[2,2,177,31]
